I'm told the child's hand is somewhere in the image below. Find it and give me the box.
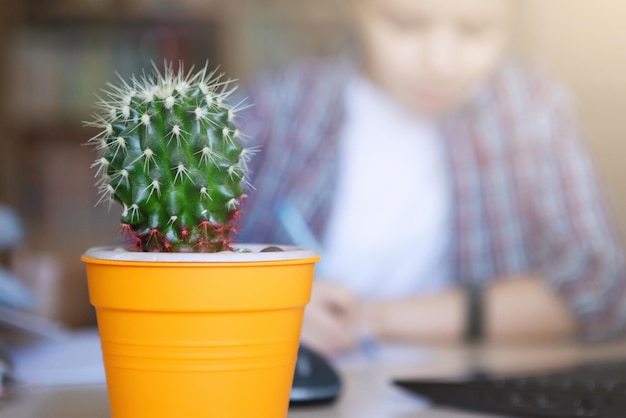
[300,281,359,356]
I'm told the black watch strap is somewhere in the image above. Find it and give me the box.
[465,281,484,343]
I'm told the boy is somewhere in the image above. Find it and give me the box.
[238,0,626,355]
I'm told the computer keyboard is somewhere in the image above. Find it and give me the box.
[394,358,626,418]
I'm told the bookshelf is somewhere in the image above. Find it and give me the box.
[0,0,345,326]
[5,0,345,125]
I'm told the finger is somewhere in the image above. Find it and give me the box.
[313,281,357,316]
[301,308,357,355]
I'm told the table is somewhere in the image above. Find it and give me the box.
[3,340,626,418]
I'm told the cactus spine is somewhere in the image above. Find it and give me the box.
[87,63,253,252]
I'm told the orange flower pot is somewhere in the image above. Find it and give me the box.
[81,245,319,418]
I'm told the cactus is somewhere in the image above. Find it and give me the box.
[86,63,254,252]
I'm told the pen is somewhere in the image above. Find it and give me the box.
[276,200,327,275]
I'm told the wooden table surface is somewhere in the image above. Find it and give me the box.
[3,340,626,418]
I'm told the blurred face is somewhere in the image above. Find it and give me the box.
[352,0,512,116]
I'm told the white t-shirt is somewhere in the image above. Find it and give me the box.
[321,74,453,299]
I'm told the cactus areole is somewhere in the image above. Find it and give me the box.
[87,63,254,252]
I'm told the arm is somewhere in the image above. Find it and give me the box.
[362,87,626,345]
[362,276,578,344]
[529,91,626,341]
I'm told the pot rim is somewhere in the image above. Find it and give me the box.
[83,244,319,263]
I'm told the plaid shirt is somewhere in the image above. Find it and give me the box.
[236,58,626,341]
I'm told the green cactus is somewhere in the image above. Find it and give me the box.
[86,63,254,252]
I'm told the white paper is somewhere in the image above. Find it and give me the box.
[10,328,106,387]
[336,340,433,370]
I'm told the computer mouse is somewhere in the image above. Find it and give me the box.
[290,343,342,405]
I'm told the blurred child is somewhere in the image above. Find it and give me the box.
[238,0,626,355]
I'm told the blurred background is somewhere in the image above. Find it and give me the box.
[0,0,624,329]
